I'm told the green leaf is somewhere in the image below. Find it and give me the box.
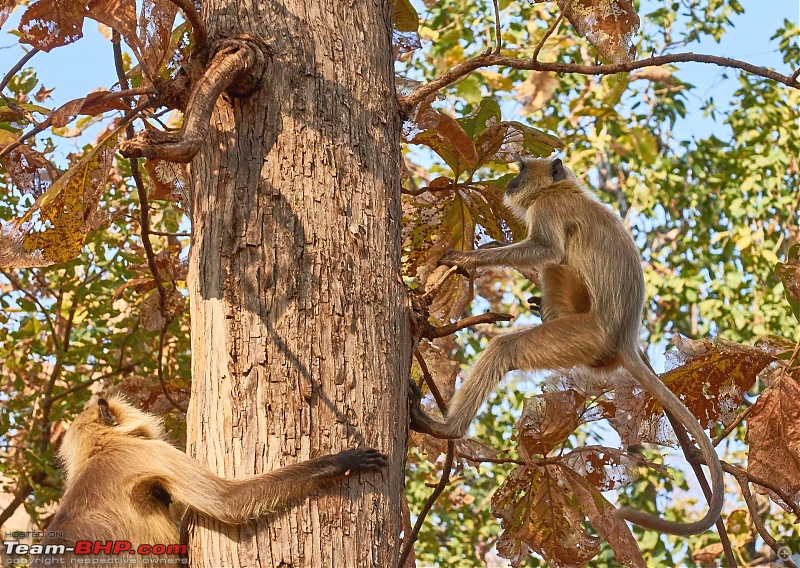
[391,0,419,32]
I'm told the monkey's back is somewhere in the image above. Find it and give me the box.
[39,444,180,565]
[536,187,646,351]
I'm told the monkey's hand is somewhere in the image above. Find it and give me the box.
[316,448,388,480]
[438,250,471,274]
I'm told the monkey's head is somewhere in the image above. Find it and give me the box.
[504,156,576,218]
[60,396,166,482]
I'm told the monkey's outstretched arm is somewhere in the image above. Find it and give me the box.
[441,217,565,272]
[441,237,562,272]
[149,442,387,524]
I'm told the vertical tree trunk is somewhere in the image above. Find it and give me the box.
[185,2,408,566]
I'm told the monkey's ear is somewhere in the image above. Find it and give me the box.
[97,398,119,427]
[551,158,566,182]
[511,153,525,169]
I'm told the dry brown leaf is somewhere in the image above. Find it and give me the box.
[562,467,646,568]
[691,543,724,567]
[745,373,800,508]
[138,0,178,75]
[516,390,586,456]
[562,445,667,491]
[140,287,185,331]
[144,158,188,202]
[0,125,122,268]
[492,465,601,568]
[0,0,20,29]
[86,0,139,48]
[0,144,59,198]
[659,339,773,428]
[515,71,559,111]
[556,0,640,63]
[19,0,86,51]
[413,108,479,173]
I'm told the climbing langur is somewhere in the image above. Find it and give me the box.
[35,397,387,564]
[409,156,723,536]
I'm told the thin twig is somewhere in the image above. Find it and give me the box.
[791,68,800,82]
[490,0,502,55]
[149,230,191,237]
[114,39,169,313]
[426,312,513,339]
[397,52,800,114]
[0,48,39,93]
[731,468,797,568]
[713,405,752,446]
[165,0,208,60]
[157,328,185,412]
[667,413,737,568]
[532,5,566,62]
[414,349,447,411]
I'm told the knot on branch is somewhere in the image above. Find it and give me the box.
[120,35,270,163]
[213,35,269,98]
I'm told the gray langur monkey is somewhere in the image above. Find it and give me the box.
[409,156,723,536]
[34,396,387,565]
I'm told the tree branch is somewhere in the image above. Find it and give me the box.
[120,37,265,162]
[414,349,448,411]
[0,48,38,93]
[712,405,752,446]
[532,4,566,62]
[397,52,800,114]
[425,311,513,339]
[666,413,737,568]
[490,0,502,55]
[166,0,208,61]
[730,467,797,568]
[401,345,457,567]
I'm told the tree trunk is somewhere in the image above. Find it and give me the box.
[185,2,408,567]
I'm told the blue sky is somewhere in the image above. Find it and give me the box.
[1,1,797,115]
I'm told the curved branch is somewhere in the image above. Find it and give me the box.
[397,52,800,114]
[120,38,265,162]
[730,467,798,568]
[425,311,513,339]
[401,345,457,566]
[166,0,208,60]
[0,48,38,93]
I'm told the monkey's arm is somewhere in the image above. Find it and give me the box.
[441,218,565,272]
[148,442,387,524]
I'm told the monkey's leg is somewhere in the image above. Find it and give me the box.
[410,314,609,439]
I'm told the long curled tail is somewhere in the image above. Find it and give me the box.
[617,352,724,535]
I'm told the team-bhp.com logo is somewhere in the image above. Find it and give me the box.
[3,540,187,563]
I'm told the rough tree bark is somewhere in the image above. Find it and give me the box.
[185,1,409,566]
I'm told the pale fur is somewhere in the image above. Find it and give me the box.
[35,396,387,565]
[410,156,723,535]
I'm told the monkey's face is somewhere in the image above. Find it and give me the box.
[504,156,569,218]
